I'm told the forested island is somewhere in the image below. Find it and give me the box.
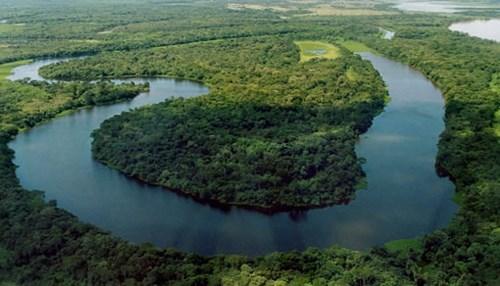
[40,38,387,210]
[0,0,499,285]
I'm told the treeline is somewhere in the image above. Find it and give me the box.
[364,17,500,285]
[41,37,388,210]
[0,80,147,136]
[0,128,409,284]
[0,0,382,64]
[0,4,498,285]
[0,1,296,63]
[39,15,500,284]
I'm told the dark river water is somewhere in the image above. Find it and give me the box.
[450,19,500,42]
[8,53,457,256]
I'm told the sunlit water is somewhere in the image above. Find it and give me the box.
[381,28,395,40]
[395,1,489,13]
[8,54,457,256]
[450,19,500,42]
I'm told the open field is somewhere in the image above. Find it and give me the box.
[338,40,375,53]
[295,40,340,62]
[0,23,24,33]
[226,2,393,17]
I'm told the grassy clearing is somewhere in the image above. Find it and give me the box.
[338,40,375,53]
[0,23,24,33]
[0,60,32,81]
[294,41,340,62]
[385,238,422,253]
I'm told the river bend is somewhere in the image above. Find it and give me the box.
[8,54,457,256]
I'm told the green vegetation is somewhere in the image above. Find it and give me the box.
[0,0,498,285]
[0,23,24,34]
[338,40,375,53]
[367,15,500,285]
[294,40,341,62]
[384,238,422,254]
[41,37,386,210]
[0,80,148,135]
[0,60,30,80]
[491,72,500,93]
[494,109,500,137]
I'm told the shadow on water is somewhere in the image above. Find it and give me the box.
[8,53,457,256]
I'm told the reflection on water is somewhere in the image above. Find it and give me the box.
[8,54,457,256]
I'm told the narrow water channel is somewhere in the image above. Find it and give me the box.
[8,53,457,256]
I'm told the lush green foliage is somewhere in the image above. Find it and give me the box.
[0,60,31,80]
[0,130,407,285]
[0,80,147,136]
[365,17,500,285]
[41,37,386,210]
[0,0,499,285]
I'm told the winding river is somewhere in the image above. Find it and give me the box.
[8,53,457,256]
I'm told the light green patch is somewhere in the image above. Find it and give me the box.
[338,40,375,53]
[294,41,340,62]
[0,60,32,81]
[456,128,474,138]
[346,67,359,81]
[453,191,465,206]
[490,73,500,93]
[494,109,500,137]
[385,238,422,253]
[492,228,500,240]
[0,23,24,33]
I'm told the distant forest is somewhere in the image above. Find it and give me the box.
[0,1,498,285]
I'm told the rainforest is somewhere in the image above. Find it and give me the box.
[0,0,499,285]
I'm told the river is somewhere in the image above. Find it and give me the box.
[8,53,457,256]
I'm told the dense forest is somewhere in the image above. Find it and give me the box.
[0,79,147,136]
[366,19,500,285]
[0,0,499,285]
[41,37,387,210]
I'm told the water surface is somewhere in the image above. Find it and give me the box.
[395,1,487,13]
[380,28,395,40]
[450,19,500,42]
[8,54,457,256]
